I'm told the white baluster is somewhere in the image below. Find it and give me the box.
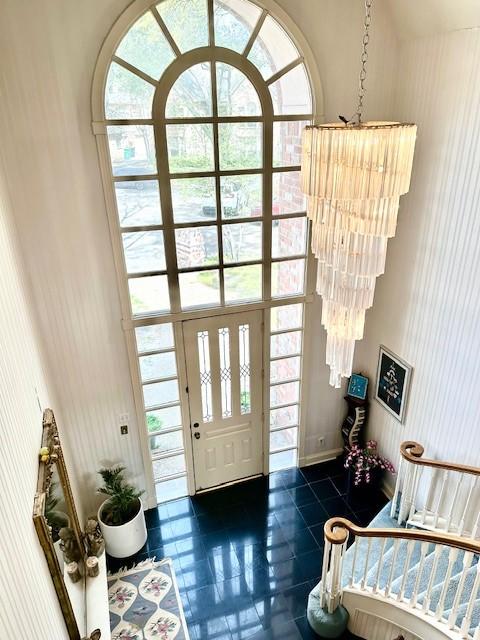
[349,536,359,587]
[434,471,450,530]
[361,538,373,590]
[410,541,429,608]
[473,625,480,640]
[391,457,404,519]
[399,464,413,524]
[397,540,415,601]
[328,540,346,613]
[436,547,459,620]
[408,466,423,522]
[373,539,387,594]
[460,563,480,638]
[448,551,474,629]
[423,545,442,613]
[447,474,463,532]
[473,512,480,540]
[320,540,331,610]
[385,539,401,598]
[421,468,436,525]
[458,477,477,536]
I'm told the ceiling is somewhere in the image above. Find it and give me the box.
[386,0,480,40]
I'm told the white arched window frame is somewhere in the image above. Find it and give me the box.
[93,0,323,506]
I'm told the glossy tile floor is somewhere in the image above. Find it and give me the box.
[107,458,387,639]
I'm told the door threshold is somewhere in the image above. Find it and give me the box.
[194,473,264,495]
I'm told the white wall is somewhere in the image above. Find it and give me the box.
[0,166,70,638]
[355,27,480,488]
[0,0,398,510]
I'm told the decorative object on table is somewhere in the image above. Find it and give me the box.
[60,527,83,564]
[341,396,368,450]
[301,0,417,389]
[344,439,395,494]
[108,558,190,640]
[375,345,413,423]
[86,556,100,578]
[347,373,369,400]
[85,516,105,557]
[97,465,147,559]
[33,408,86,639]
[66,561,81,584]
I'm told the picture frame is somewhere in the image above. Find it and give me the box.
[347,373,369,400]
[375,346,412,423]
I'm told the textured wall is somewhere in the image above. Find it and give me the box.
[0,0,398,511]
[0,168,70,638]
[355,28,480,487]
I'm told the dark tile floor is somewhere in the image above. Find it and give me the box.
[107,458,387,639]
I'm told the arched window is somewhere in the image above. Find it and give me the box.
[93,0,322,505]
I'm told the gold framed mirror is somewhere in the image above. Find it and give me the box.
[33,409,86,640]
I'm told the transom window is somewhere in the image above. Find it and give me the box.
[97,0,316,503]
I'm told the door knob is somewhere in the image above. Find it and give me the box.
[193,422,199,428]
[194,432,200,439]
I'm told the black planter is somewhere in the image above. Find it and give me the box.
[346,467,381,504]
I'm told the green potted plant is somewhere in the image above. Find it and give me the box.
[97,466,147,558]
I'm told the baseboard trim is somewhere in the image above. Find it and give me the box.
[299,448,343,468]
[381,478,394,501]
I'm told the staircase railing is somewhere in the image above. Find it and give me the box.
[321,517,480,639]
[391,441,480,537]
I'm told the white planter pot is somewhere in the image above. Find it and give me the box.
[98,498,147,559]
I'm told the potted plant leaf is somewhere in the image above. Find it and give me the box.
[344,439,395,498]
[97,466,147,558]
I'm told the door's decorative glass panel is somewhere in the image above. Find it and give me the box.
[122,231,166,273]
[270,428,298,452]
[153,454,186,480]
[115,11,175,79]
[272,172,306,216]
[270,304,303,332]
[128,274,170,315]
[213,0,262,53]
[175,226,219,269]
[269,64,312,115]
[270,356,301,384]
[273,121,310,168]
[216,63,261,116]
[157,0,209,53]
[108,125,156,176]
[218,327,232,418]
[150,431,184,455]
[105,62,155,119]
[166,63,212,118]
[179,270,220,308]
[270,404,299,429]
[247,16,299,80]
[171,177,217,223]
[143,379,180,409]
[136,324,174,353]
[224,265,262,303]
[218,123,262,170]
[271,259,305,297]
[270,381,300,407]
[239,324,251,414]
[272,218,307,258]
[270,330,302,358]
[269,448,296,472]
[220,175,262,219]
[222,222,262,263]
[115,181,162,228]
[146,405,182,433]
[167,124,215,173]
[155,476,188,503]
[197,331,213,422]
[140,351,177,382]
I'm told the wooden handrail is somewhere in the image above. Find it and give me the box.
[324,517,480,554]
[400,441,480,477]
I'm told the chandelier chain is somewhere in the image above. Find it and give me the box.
[354,0,373,124]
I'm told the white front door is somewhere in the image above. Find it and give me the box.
[183,310,263,491]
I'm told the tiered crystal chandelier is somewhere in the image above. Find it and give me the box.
[301,0,417,388]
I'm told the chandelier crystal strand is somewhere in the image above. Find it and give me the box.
[301,1,417,388]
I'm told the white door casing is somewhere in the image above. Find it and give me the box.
[183,310,263,490]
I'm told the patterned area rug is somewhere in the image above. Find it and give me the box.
[108,558,190,640]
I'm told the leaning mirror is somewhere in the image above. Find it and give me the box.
[33,409,86,639]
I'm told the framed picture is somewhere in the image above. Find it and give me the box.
[375,346,412,423]
[347,373,369,400]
